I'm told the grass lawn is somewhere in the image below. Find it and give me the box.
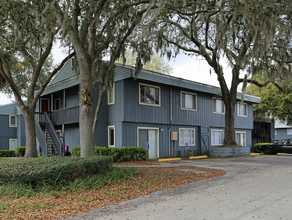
[0,161,225,219]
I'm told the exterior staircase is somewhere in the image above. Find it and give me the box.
[35,112,64,157]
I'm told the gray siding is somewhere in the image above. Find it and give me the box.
[122,79,254,129]
[123,79,170,124]
[121,122,201,158]
[92,83,108,147]
[0,115,17,150]
[17,115,26,147]
[64,124,80,151]
[65,86,79,108]
[275,128,292,140]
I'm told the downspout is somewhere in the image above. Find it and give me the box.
[168,87,173,157]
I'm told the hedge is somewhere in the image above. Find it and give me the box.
[0,156,113,186]
[253,143,272,153]
[15,146,26,157]
[71,146,146,162]
[0,150,16,157]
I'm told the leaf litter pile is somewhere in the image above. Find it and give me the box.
[0,163,225,219]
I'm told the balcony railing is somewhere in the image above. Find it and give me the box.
[51,105,80,125]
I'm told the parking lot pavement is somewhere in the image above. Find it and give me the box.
[69,155,292,220]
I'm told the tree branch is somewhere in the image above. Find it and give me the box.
[34,52,76,106]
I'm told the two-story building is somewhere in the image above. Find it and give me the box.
[33,59,260,158]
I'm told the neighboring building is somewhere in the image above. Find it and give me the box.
[0,103,26,150]
[275,123,292,140]
[33,59,260,158]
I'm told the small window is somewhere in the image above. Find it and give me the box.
[179,128,195,146]
[181,91,197,111]
[211,130,224,145]
[213,98,225,114]
[237,103,247,117]
[139,83,160,106]
[236,131,246,147]
[9,139,17,150]
[275,129,277,136]
[107,83,115,105]
[9,115,17,127]
[287,128,292,135]
[108,126,115,147]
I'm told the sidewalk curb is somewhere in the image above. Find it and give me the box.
[158,158,182,162]
[189,155,208,160]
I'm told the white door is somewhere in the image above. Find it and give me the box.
[138,128,159,159]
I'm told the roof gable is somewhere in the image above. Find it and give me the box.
[49,59,77,86]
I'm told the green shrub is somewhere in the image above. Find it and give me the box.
[15,147,26,157]
[71,146,146,162]
[253,143,272,153]
[71,145,81,157]
[0,150,15,157]
[0,156,113,186]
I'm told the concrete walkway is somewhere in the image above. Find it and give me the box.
[69,155,292,220]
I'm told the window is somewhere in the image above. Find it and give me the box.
[9,115,17,127]
[181,91,197,111]
[179,128,195,146]
[9,139,17,150]
[107,83,115,105]
[108,126,115,147]
[237,102,247,117]
[211,130,224,145]
[212,98,225,114]
[236,131,246,147]
[275,129,277,136]
[139,83,160,106]
[287,128,292,135]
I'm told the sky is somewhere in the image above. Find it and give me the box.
[0,43,233,105]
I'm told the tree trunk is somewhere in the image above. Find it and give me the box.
[23,110,37,158]
[224,100,237,146]
[79,64,95,157]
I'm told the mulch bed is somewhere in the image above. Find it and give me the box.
[0,163,226,220]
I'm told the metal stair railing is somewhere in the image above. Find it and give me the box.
[44,112,64,156]
[34,116,48,157]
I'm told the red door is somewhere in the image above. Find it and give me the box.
[40,98,49,112]
[55,99,61,110]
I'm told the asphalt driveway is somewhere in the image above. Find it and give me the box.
[70,155,292,220]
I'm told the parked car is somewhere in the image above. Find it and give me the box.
[259,139,292,155]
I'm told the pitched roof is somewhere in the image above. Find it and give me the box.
[43,59,261,104]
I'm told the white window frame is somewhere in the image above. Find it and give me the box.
[107,82,115,105]
[179,128,196,146]
[236,131,246,147]
[237,102,248,117]
[108,126,115,147]
[211,129,224,146]
[180,91,197,111]
[9,115,17,127]
[139,83,161,107]
[9,138,17,150]
[287,128,292,135]
[212,98,225,114]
